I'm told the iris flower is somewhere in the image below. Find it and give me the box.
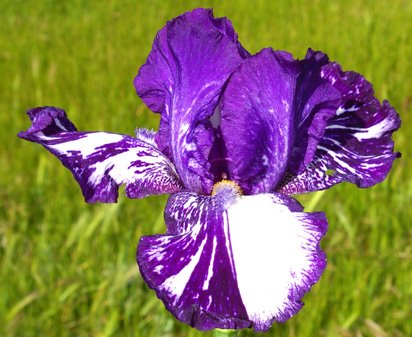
[19,8,400,332]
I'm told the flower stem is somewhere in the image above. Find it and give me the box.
[212,329,238,337]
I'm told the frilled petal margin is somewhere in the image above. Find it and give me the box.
[134,8,247,194]
[137,190,327,332]
[18,106,183,202]
[278,57,401,194]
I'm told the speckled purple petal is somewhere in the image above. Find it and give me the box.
[134,8,247,194]
[278,61,401,194]
[289,49,341,174]
[18,106,183,202]
[137,189,327,332]
[219,49,341,195]
[220,49,299,194]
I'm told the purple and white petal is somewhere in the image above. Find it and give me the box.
[18,106,183,202]
[138,191,251,331]
[134,8,247,194]
[137,188,327,331]
[278,60,401,194]
[134,128,158,147]
[227,193,327,330]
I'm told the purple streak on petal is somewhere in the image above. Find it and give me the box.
[137,192,251,331]
[290,49,341,174]
[137,189,327,332]
[220,49,299,194]
[134,8,248,194]
[18,107,183,202]
[278,61,401,194]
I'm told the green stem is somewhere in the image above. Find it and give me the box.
[212,329,238,337]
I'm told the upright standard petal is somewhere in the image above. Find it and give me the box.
[278,57,401,194]
[18,107,182,202]
[134,8,247,194]
[220,49,299,194]
[137,186,327,331]
[220,49,341,195]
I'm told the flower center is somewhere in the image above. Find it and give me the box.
[211,179,243,196]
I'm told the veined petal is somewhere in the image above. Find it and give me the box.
[18,107,182,202]
[220,49,340,194]
[289,49,341,174]
[278,61,401,194]
[134,8,247,193]
[137,190,327,331]
[138,192,250,330]
[220,49,299,194]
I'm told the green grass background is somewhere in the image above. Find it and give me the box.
[1,0,411,336]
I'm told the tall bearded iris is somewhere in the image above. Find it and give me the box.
[19,8,400,333]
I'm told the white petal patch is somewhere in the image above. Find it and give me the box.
[227,194,326,328]
[138,190,326,331]
[32,131,182,202]
[47,132,173,187]
[161,235,208,303]
[352,116,399,141]
[38,132,123,157]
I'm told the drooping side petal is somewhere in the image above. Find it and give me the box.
[278,59,401,194]
[18,106,182,202]
[137,190,327,331]
[134,8,247,194]
[220,49,341,194]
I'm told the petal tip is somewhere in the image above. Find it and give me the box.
[19,106,77,140]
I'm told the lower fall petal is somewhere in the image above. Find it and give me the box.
[18,106,183,202]
[227,194,327,330]
[137,190,327,332]
[138,192,250,331]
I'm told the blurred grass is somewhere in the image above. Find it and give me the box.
[1,0,411,336]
